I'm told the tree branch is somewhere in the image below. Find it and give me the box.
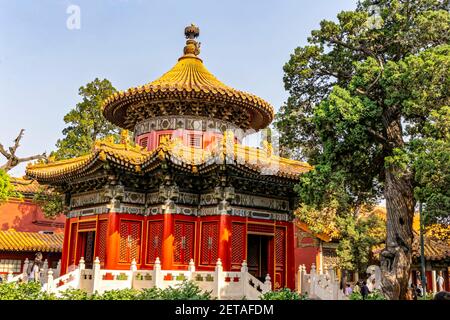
[0,129,47,172]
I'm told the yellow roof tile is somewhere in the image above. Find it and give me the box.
[102,27,274,131]
[0,230,63,253]
[26,137,312,182]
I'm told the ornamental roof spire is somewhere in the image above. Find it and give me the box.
[181,23,201,60]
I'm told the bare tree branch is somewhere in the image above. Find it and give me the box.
[0,129,48,172]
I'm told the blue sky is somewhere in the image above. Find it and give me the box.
[0,0,358,177]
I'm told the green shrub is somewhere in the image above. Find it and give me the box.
[260,288,308,300]
[0,281,55,300]
[138,287,162,300]
[58,288,90,300]
[156,280,212,300]
[349,290,386,300]
[0,280,213,300]
[418,292,434,300]
[92,288,140,300]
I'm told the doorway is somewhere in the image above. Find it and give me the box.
[247,234,272,282]
[76,231,96,269]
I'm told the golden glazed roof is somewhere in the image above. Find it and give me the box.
[0,230,63,253]
[102,25,274,131]
[10,177,42,195]
[26,133,312,183]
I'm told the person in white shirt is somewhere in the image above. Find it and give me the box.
[437,272,445,292]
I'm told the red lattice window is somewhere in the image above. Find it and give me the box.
[231,223,245,265]
[78,220,96,231]
[139,136,149,149]
[96,220,108,267]
[68,223,78,267]
[119,220,141,263]
[275,227,286,266]
[147,220,163,264]
[200,222,219,265]
[247,223,274,235]
[174,221,195,265]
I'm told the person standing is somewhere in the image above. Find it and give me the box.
[437,272,445,292]
[345,283,353,296]
[361,281,370,300]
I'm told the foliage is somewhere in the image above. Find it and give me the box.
[260,288,308,300]
[335,211,386,271]
[33,186,65,218]
[0,280,213,300]
[425,224,450,244]
[349,289,387,300]
[155,280,213,300]
[0,169,22,204]
[92,288,140,300]
[418,292,435,300]
[275,0,449,298]
[0,281,56,300]
[138,287,163,300]
[58,288,91,300]
[53,78,120,160]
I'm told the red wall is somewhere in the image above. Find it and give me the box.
[294,230,319,273]
[0,199,65,233]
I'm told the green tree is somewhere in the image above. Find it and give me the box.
[53,78,119,159]
[33,186,65,219]
[0,169,19,204]
[336,211,386,272]
[275,0,449,299]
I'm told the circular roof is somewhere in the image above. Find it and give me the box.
[102,25,274,131]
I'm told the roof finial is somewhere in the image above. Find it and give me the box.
[182,24,201,59]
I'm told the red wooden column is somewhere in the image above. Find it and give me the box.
[60,218,72,275]
[218,214,231,271]
[105,212,120,269]
[286,222,296,290]
[162,213,174,270]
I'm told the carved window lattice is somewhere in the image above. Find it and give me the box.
[97,220,108,267]
[174,221,195,264]
[119,221,141,263]
[85,231,95,264]
[231,223,245,265]
[139,136,149,149]
[201,222,219,265]
[147,221,163,264]
[247,223,274,234]
[275,227,286,266]
[78,220,96,231]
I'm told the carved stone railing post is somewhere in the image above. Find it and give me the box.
[153,257,163,288]
[188,259,195,281]
[79,257,85,270]
[297,264,305,294]
[55,259,61,278]
[130,259,137,272]
[22,258,29,282]
[214,259,224,299]
[92,257,101,293]
[7,271,13,283]
[310,263,316,298]
[241,260,249,298]
[41,259,49,284]
[130,259,137,288]
[264,274,272,293]
[46,269,54,293]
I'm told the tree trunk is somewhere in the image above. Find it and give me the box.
[380,112,415,300]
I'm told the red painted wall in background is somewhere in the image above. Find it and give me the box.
[0,199,65,233]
